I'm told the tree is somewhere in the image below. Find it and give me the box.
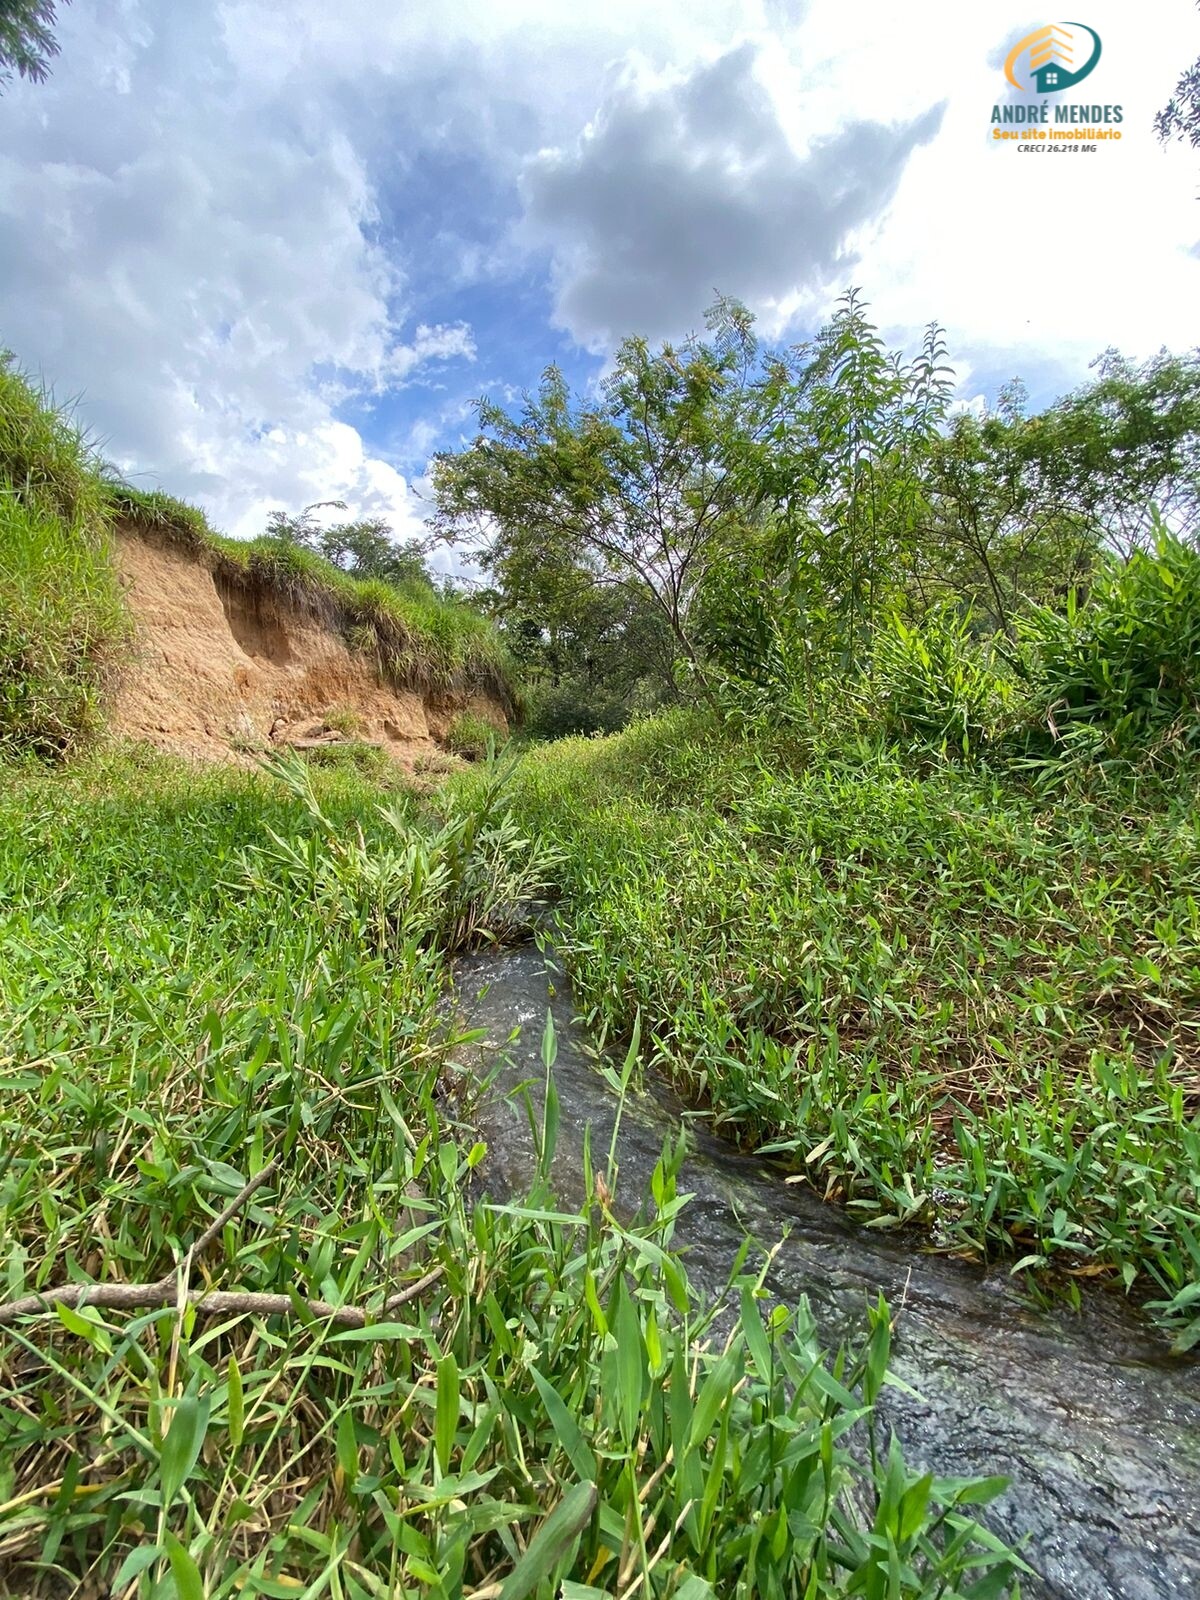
[0,0,68,89]
[264,501,433,589]
[431,299,766,691]
[317,517,431,588]
[719,292,955,678]
[1155,2,1200,150]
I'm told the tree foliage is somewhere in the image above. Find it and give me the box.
[0,0,67,89]
[431,299,767,694]
[431,290,1200,747]
[1155,2,1200,150]
[265,500,433,590]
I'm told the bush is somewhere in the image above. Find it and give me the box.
[246,745,560,953]
[870,606,1019,758]
[446,707,503,759]
[1022,526,1200,762]
[525,675,652,741]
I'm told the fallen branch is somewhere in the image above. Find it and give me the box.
[0,1265,444,1330]
[0,1156,444,1331]
[183,1157,280,1269]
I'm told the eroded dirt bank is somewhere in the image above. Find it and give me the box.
[108,525,507,766]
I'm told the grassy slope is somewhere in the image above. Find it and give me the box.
[0,360,127,758]
[0,748,1019,1598]
[506,712,1200,1340]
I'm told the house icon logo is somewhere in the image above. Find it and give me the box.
[1004,23,1102,94]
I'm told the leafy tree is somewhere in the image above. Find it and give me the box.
[264,500,346,547]
[264,501,433,588]
[905,351,1200,640]
[317,517,431,588]
[0,0,68,89]
[1155,3,1200,150]
[711,292,955,688]
[431,299,766,691]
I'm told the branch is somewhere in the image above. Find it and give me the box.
[0,1266,444,1331]
[183,1158,280,1269]
[0,1157,444,1333]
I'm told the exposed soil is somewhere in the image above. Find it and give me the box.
[108,525,507,767]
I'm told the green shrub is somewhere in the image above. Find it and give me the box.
[1022,526,1200,762]
[446,707,503,759]
[246,744,559,953]
[525,675,642,741]
[870,605,1019,757]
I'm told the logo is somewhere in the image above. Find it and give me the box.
[1004,23,1102,94]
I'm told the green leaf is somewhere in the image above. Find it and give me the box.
[672,1577,718,1600]
[435,1352,460,1476]
[111,1545,162,1589]
[952,1473,1010,1506]
[164,1531,205,1600]
[739,1286,773,1380]
[159,1393,211,1510]
[612,1281,646,1445]
[226,1356,243,1452]
[498,1480,598,1600]
[54,1300,112,1354]
[531,1367,596,1483]
[330,1321,417,1342]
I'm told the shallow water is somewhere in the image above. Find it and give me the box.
[454,943,1200,1600]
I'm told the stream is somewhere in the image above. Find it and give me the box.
[454,943,1200,1600]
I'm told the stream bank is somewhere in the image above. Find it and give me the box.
[455,943,1200,1600]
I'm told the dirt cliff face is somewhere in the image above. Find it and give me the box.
[108,526,507,765]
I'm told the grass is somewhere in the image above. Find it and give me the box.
[499,711,1200,1347]
[110,484,521,714]
[0,744,1022,1597]
[446,708,505,761]
[0,357,128,759]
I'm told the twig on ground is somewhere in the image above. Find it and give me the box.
[0,1266,444,1330]
[0,1156,444,1333]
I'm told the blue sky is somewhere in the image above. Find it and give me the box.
[0,1,1197,564]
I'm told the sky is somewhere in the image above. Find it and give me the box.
[0,0,1197,563]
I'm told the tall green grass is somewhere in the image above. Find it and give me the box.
[0,357,127,758]
[501,711,1200,1347]
[0,748,1021,1596]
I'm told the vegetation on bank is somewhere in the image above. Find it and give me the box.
[0,354,519,764]
[0,356,127,757]
[431,291,1200,1346]
[0,748,1023,1598]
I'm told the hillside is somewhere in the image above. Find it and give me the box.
[109,518,510,765]
[0,355,517,767]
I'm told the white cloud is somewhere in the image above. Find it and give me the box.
[778,1,1200,378]
[521,42,943,347]
[0,0,1195,553]
[0,0,478,543]
[385,323,477,383]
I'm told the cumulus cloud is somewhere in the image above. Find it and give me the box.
[0,0,477,540]
[0,0,1195,549]
[522,44,944,346]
